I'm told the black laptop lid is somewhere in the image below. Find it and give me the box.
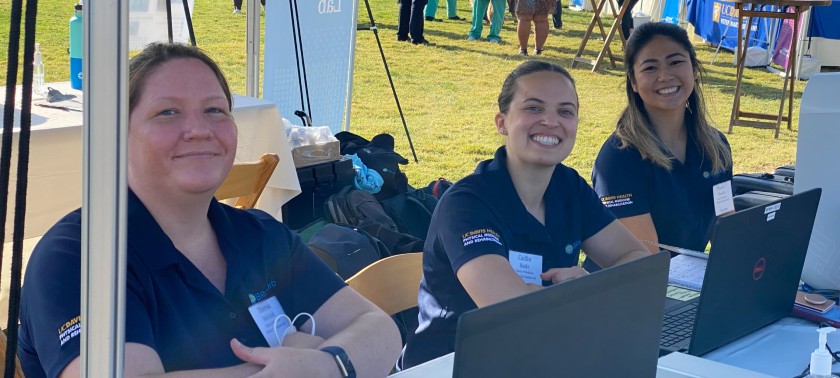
[690,188,821,356]
[452,252,670,378]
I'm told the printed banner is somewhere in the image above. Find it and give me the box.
[771,8,798,68]
[264,0,358,134]
[686,0,773,50]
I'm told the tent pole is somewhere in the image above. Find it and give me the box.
[246,0,260,97]
[80,0,128,376]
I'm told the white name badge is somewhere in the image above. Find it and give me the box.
[508,251,543,286]
[248,296,290,347]
[713,180,735,217]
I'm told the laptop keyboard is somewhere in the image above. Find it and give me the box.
[660,301,698,348]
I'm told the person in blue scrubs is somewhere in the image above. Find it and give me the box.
[402,61,651,368]
[584,22,733,271]
[18,43,401,378]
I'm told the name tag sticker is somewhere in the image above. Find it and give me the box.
[713,180,735,216]
[508,251,543,286]
[248,296,289,347]
[764,203,781,214]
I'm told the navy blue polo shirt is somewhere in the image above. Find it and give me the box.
[18,191,345,378]
[403,146,616,368]
[590,131,732,256]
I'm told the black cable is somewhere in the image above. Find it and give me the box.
[1,0,24,252]
[181,0,196,46]
[290,0,313,124]
[165,0,173,43]
[5,1,37,375]
[2,0,36,376]
[358,0,419,163]
[287,0,307,122]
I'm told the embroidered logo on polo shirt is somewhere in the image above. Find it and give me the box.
[248,280,278,304]
[462,229,502,247]
[58,315,81,346]
[564,240,581,254]
[600,193,633,208]
[703,171,711,179]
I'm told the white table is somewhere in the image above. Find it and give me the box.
[1,82,300,241]
[704,317,825,377]
[391,317,832,377]
[391,350,775,377]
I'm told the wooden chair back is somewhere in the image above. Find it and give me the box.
[215,153,279,209]
[0,332,25,378]
[345,253,423,316]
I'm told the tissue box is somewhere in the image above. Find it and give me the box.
[292,140,340,168]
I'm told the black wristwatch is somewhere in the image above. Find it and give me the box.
[320,346,356,378]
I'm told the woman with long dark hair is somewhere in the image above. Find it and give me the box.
[584,22,733,270]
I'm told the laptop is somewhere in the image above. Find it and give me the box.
[659,188,822,356]
[452,252,670,378]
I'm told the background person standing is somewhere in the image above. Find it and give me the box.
[398,0,433,44]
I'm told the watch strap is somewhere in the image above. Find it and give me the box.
[320,346,356,378]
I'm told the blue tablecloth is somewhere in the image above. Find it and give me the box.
[688,0,839,51]
[810,1,840,39]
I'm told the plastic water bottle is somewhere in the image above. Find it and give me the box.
[33,43,46,95]
[69,2,83,90]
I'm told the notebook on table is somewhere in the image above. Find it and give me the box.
[452,252,670,378]
[659,188,822,356]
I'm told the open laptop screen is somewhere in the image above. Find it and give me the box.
[453,252,670,378]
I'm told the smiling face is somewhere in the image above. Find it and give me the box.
[128,58,237,199]
[630,35,696,121]
[494,70,579,168]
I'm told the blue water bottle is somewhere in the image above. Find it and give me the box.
[69,2,83,90]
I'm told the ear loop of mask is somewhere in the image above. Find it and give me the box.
[273,312,315,346]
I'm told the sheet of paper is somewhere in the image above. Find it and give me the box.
[668,254,708,291]
[667,285,702,302]
[713,180,735,216]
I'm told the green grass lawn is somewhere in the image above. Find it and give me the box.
[1,0,801,187]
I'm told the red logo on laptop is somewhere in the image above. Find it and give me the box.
[753,257,767,281]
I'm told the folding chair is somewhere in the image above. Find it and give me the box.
[345,253,423,316]
[215,153,280,209]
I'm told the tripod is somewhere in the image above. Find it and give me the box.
[357,0,419,163]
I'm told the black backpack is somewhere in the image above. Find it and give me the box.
[380,189,438,240]
[307,223,390,279]
[324,185,399,232]
[420,177,453,200]
[336,132,410,200]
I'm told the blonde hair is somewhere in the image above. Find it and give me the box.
[617,22,731,172]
